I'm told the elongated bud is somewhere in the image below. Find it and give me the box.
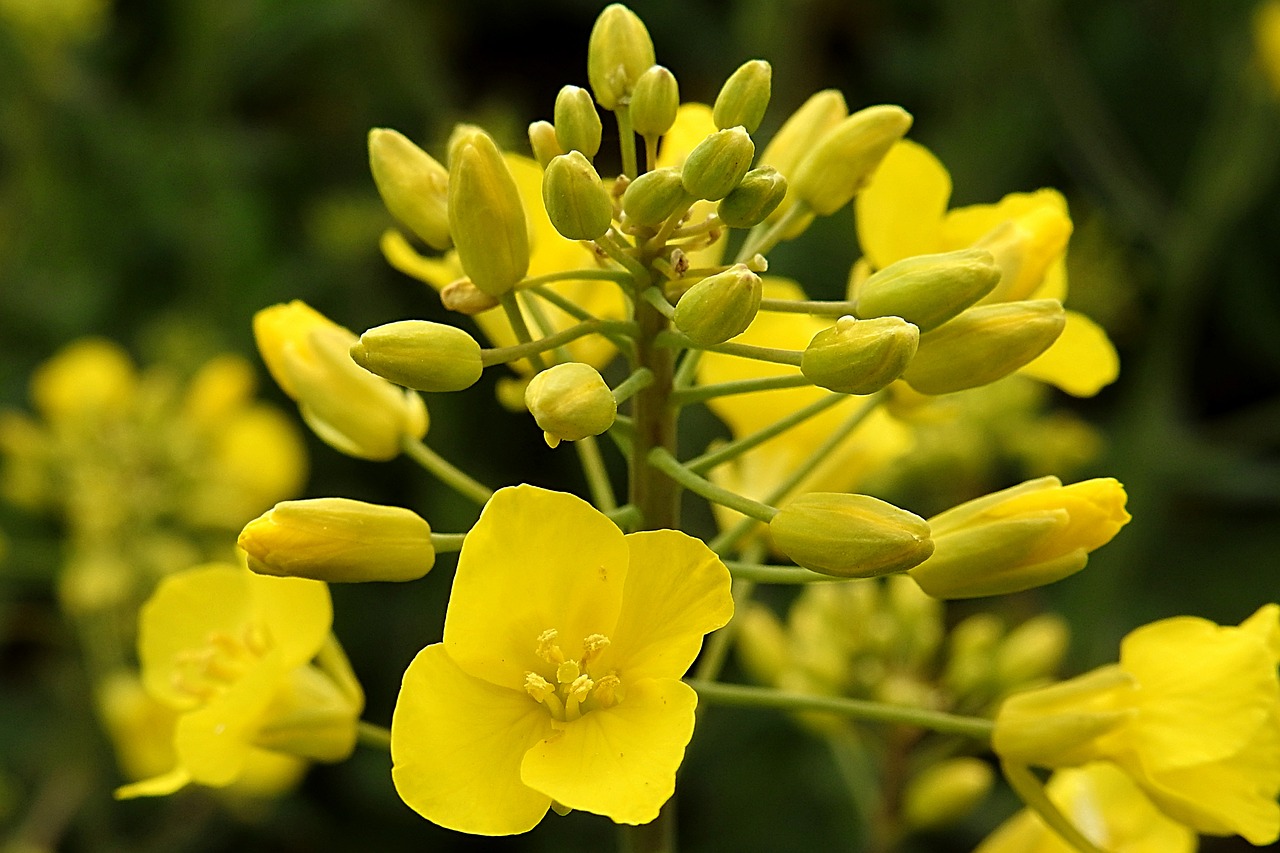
[681,126,755,201]
[630,65,679,138]
[673,264,762,345]
[587,3,655,111]
[368,129,452,251]
[908,476,1131,599]
[445,123,487,166]
[528,120,563,168]
[853,249,1001,332]
[350,320,483,393]
[770,492,934,578]
[996,613,1070,688]
[621,167,690,226]
[717,166,787,228]
[758,89,848,238]
[524,362,617,448]
[240,497,435,583]
[542,151,614,240]
[902,299,1066,395]
[902,758,994,831]
[713,59,772,133]
[791,105,913,215]
[440,278,501,315]
[448,131,529,297]
[801,315,919,395]
[554,85,603,159]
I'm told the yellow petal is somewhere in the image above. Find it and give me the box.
[854,139,952,270]
[444,485,628,689]
[245,571,332,668]
[520,678,696,824]
[1019,310,1119,397]
[114,767,191,800]
[379,228,462,290]
[391,644,553,835]
[657,103,717,169]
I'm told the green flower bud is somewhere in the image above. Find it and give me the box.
[853,248,1002,332]
[901,299,1066,395]
[440,278,501,315]
[368,128,452,251]
[630,65,680,138]
[542,152,614,241]
[528,120,563,169]
[713,59,772,134]
[621,166,690,226]
[791,105,913,215]
[758,89,848,238]
[587,3,655,111]
[554,85,603,159]
[673,264,762,345]
[716,166,787,228]
[681,126,755,201]
[524,362,617,448]
[239,497,435,583]
[995,613,1070,688]
[769,492,934,578]
[445,123,487,166]
[350,320,483,393]
[448,130,530,297]
[800,315,919,395]
[902,758,994,831]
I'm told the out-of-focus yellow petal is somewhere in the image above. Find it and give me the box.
[115,767,191,800]
[1019,311,1119,398]
[246,572,332,668]
[942,189,1072,303]
[657,103,716,168]
[855,139,952,270]
[380,228,462,290]
[31,338,138,421]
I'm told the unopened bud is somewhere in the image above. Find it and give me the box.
[902,758,994,831]
[681,126,755,201]
[528,120,563,169]
[554,85,603,159]
[440,278,501,315]
[240,497,435,583]
[853,249,1001,332]
[673,264,762,345]
[350,320,483,393]
[769,492,934,578]
[445,123,487,166]
[758,89,847,238]
[621,167,690,226]
[996,613,1070,688]
[630,65,680,139]
[791,105,913,215]
[587,3,655,111]
[800,315,919,395]
[713,59,772,134]
[524,362,617,448]
[542,151,614,241]
[448,132,530,297]
[717,167,787,228]
[368,129,452,251]
[901,299,1066,395]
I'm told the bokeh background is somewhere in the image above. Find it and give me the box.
[1,0,1278,850]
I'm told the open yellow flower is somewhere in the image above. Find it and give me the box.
[116,562,363,798]
[391,484,733,834]
[993,604,1280,845]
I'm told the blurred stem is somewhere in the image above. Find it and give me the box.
[647,448,777,523]
[685,394,845,474]
[9,766,91,853]
[826,730,883,852]
[356,721,392,753]
[576,435,618,513]
[1002,763,1104,853]
[401,437,494,506]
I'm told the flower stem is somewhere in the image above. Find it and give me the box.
[356,721,393,753]
[430,532,468,552]
[1001,762,1105,853]
[735,202,811,262]
[685,393,845,474]
[612,368,656,405]
[575,434,618,513]
[401,437,494,506]
[657,332,804,367]
[724,560,843,583]
[670,373,813,407]
[519,268,634,288]
[759,297,858,316]
[617,105,639,180]
[500,291,546,372]
[647,447,777,523]
[480,319,636,367]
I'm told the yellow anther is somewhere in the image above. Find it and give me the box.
[536,628,565,664]
[242,623,271,656]
[556,659,581,684]
[581,633,611,664]
[568,674,595,704]
[524,672,554,702]
[594,674,623,709]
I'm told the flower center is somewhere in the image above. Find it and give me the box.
[171,622,272,701]
[524,628,623,722]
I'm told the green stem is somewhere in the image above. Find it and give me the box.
[612,368,656,405]
[520,268,634,288]
[724,560,843,583]
[575,434,618,513]
[607,503,644,531]
[668,214,723,241]
[735,202,811,262]
[657,332,804,367]
[500,291,546,371]
[672,348,703,389]
[617,105,639,180]
[670,373,813,407]
[430,532,468,552]
[401,437,494,506]
[480,320,636,367]
[686,394,845,474]
[759,297,858,316]
[647,447,778,523]
[640,287,675,319]
[356,721,393,753]
[596,230,649,280]
[650,197,697,248]
[1001,763,1105,853]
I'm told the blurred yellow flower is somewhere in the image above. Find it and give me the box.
[391,485,733,834]
[1257,0,1280,97]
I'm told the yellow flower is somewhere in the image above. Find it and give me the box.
[854,140,1118,397]
[993,605,1280,845]
[1257,1,1280,97]
[975,762,1196,853]
[29,337,137,424]
[116,562,364,798]
[390,485,733,834]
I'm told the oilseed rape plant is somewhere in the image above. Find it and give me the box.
[67,3,1277,850]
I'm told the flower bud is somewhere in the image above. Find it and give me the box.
[440,278,501,315]
[908,476,1131,599]
[239,497,435,583]
[716,166,787,228]
[758,89,847,239]
[630,65,680,138]
[713,59,772,134]
[621,167,690,226]
[528,120,562,169]
[554,85,603,159]
[448,130,529,297]
[769,492,934,578]
[853,248,1001,332]
[587,3,655,111]
[542,151,614,241]
[681,126,755,201]
[800,315,919,395]
[368,129,452,251]
[790,105,913,215]
[902,758,994,831]
[995,613,1070,688]
[673,264,762,345]
[901,299,1066,395]
[350,320,483,393]
[524,362,617,448]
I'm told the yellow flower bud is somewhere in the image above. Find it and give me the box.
[800,315,919,395]
[943,612,1004,697]
[239,497,435,583]
[995,613,1070,688]
[629,65,679,138]
[440,278,501,315]
[673,264,762,345]
[553,85,603,159]
[541,151,614,241]
[713,59,772,134]
[527,120,563,169]
[790,104,913,215]
[901,299,1066,395]
[908,476,1131,599]
[758,89,847,237]
[31,338,137,422]
[587,3,655,110]
[367,128,452,251]
[852,248,1001,332]
[902,757,994,831]
[716,166,787,228]
[681,126,755,201]
[447,130,530,297]
[524,362,617,448]
[621,166,690,226]
[769,492,934,578]
[350,320,483,393]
